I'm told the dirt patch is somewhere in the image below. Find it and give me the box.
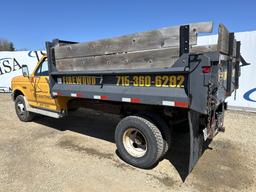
[1,94,256,192]
[57,137,113,160]
[149,174,176,187]
[192,139,254,191]
[56,135,177,188]
[31,127,60,140]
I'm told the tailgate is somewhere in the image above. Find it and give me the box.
[218,24,242,97]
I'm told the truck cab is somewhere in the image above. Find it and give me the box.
[11,55,70,121]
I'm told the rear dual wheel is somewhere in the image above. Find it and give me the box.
[115,115,170,169]
[139,113,172,159]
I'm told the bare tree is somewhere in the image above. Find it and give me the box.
[0,39,15,51]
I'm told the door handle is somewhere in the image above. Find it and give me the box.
[22,86,27,89]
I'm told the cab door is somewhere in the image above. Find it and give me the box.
[33,58,58,111]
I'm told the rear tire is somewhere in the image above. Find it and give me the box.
[139,113,172,158]
[115,116,164,169]
[15,95,34,122]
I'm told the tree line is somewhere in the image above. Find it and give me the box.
[0,39,15,51]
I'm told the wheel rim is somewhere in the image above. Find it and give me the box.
[17,101,26,117]
[123,128,147,158]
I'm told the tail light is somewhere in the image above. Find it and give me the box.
[202,66,211,74]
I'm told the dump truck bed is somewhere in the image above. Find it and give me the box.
[51,22,214,71]
[46,21,243,114]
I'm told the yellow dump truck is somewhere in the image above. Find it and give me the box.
[11,21,248,173]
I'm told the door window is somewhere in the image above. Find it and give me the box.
[35,59,49,76]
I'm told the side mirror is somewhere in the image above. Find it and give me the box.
[22,65,29,77]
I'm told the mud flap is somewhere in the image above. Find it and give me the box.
[188,110,204,172]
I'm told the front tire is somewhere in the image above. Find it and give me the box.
[115,116,164,169]
[15,95,34,122]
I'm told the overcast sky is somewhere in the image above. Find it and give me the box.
[0,0,255,50]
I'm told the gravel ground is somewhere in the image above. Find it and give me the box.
[0,93,255,192]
